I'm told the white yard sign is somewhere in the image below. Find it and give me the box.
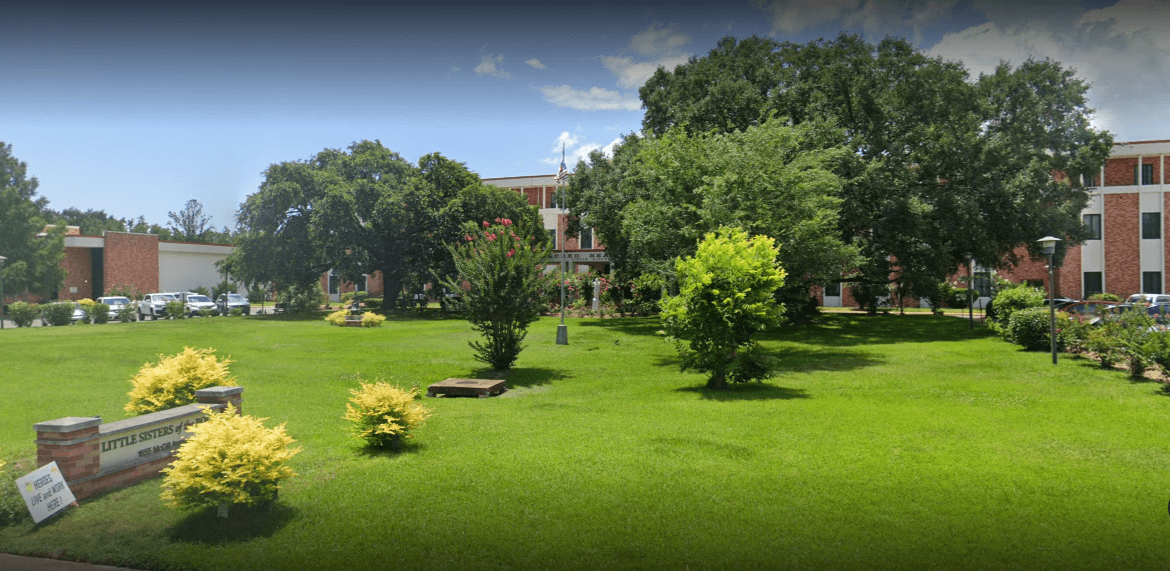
[16,461,76,524]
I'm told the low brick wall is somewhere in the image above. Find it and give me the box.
[33,386,243,500]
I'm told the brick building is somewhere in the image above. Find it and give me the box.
[997,140,1170,300]
[483,174,610,275]
[55,230,236,301]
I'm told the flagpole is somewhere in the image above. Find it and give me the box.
[556,144,569,345]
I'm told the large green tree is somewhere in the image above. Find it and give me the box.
[225,142,543,308]
[567,118,859,313]
[639,34,1112,302]
[0,142,66,300]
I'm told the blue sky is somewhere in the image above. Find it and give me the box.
[2,0,1165,233]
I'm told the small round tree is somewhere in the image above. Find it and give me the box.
[441,218,552,370]
[660,227,785,390]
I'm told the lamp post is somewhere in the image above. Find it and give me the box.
[964,252,974,330]
[0,255,6,329]
[555,150,569,345]
[1038,236,1061,365]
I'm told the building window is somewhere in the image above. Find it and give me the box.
[1144,272,1163,294]
[1083,272,1103,297]
[579,227,593,249]
[1083,214,1101,240]
[360,275,368,293]
[973,271,992,297]
[328,272,339,295]
[1142,212,1161,239]
[824,282,841,297]
[1135,164,1154,185]
[548,229,556,249]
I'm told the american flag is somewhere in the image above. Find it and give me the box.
[555,144,568,182]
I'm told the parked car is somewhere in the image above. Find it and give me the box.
[179,293,217,317]
[1124,293,1170,306]
[96,296,132,320]
[70,301,87,323]
[1061,300,1118,323]
[216,293,251,316]
[138,293,177,320]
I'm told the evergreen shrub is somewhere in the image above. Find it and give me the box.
[91,302,111,324]
[8,301,40,327]
[165,300,186,319]
[41,302,75,326]
[344,380,431,449]
[125,347,238,415]
[160,404,299,511]
[1007,306,1054,351]
[360,312,385,327]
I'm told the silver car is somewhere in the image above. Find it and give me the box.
[97,296,132,320]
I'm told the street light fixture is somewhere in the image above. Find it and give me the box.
[963,252,974,330]
[1037,236,1061,365]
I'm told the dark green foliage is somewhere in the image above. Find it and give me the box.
[637,35,1112,301]
[190,285,211,297]
[850,282,891,315]
[41,302,74,326]
[211,280,233,301]
[277,283,327,313]
[91,302,110,324]
[441,218,551,370]
[945,286,970,309]
[165,300,186,319]
[1007,306,1054,351]
[7,301,39,327]
[117,305,137,322]
[626,273,665,316]
[363,298,382,312]
[991,287,1046,332]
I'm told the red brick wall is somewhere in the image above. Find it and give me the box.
[1105,157,1138,186]
[60,247,92,300]
[1057,243,1082,299]
[1104,193,1140,296]
[104,232,159,296]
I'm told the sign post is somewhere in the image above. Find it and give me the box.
[16,461,76,524]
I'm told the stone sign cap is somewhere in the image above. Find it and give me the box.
[34,416,102,433]
[194,386,244,398]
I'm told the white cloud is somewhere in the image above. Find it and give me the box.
[927,0,1170,139]
[526,58,546,69]
[629,23,692,56]
[475,54,511,79]
[540,132,626,168]
[601,54,692,89]
[538,85,641,111]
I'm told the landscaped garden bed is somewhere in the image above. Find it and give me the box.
[1,313,1167,570]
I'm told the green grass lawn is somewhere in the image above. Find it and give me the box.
[1,312,1168,570]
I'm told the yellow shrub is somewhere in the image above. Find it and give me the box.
[344,379,430,448]
[125,347,237,415]
[160,404,300,509]
[325,309,348,326]
[76,298,96,312]
[360,312,385,328]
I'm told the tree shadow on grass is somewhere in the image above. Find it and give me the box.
[578,314,996,347]
[652,347,884,376]
[676,383,811,401]
[460,367,571,389]
[168,502,299,545]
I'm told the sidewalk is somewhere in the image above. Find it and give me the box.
[0,554,143,571]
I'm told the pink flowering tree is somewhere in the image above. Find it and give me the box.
[441,218,552,370]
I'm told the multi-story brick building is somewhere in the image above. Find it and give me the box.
[483,174,610,275]
[998,140,1170,300]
